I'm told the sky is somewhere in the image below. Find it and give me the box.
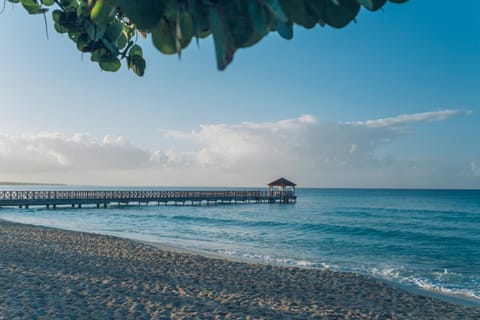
[0,1,479,188]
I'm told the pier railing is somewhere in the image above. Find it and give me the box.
[0,190,295,200]
[0,190,296,208]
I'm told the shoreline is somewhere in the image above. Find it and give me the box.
[1,219,480,319]
[0,220,480,320]
[3,218,480,305]
[2,218,480,307]
[144,241,480,308]
[4,217,479,308]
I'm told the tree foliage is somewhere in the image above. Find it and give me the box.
[7,0,408,76]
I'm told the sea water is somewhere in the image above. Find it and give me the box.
[1,186,479,305]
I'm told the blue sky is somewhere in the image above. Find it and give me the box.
[0,1,479,188]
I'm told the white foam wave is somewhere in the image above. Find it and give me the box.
[368,265,480,302]
[217,250,325,269]
[370,266,402,279]
[412,278,480,301]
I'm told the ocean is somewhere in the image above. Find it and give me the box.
[1,186,479,305]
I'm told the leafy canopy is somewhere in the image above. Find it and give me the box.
[7,0,407,76]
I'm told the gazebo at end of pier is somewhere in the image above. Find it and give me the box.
[268,177,296,194]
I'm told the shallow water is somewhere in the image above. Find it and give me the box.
[1,186,479,304]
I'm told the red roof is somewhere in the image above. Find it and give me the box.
[268,178,296,187]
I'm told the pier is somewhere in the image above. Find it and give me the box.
[0,178,297,209]
[0,190,296,209]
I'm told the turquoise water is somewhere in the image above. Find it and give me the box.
[1,186,479,304]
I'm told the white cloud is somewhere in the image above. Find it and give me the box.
[0,133,150,172]
[174,115,374,173]
[346,110,470,128]
[0,109,473,187]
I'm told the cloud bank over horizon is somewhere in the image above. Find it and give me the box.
[0,110,477,188]
[345,109,471,128]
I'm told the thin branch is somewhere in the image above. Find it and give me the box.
[54,0,66,11]
[43,11,49,40]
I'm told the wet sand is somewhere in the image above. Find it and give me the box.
[1,219,479,319]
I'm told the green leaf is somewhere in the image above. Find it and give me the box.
[21,0,48,15]
[247,1,272,45]
[41,0,55,6]
[151,18,177,54]
[129,44,143,57]
[83,20,97,41]
[75,33,92,52]
[99,58,121,72]
[91,48,107,62]
[59,0,78,10]
[54,22,68,34]
[323,0,361,28]
[105,21,124,42]
[128,55,146,77]
[222,1,255,49]
[117,0,165,30]
[358,0,387,11]
[101,38,119,55]
[52,9,62,23]
[188,0,210,42]
[262,0,293,39]
[21,0,37,6]
[90,0,117,25]
[209,5,236,70]
[84,20,106,42]
[68,27,83,41]
[115,33,128,50]
[278,0,318,28]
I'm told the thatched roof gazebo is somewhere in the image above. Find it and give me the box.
[268,177,296,195]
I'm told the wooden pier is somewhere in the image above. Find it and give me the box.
[0,189,296,209]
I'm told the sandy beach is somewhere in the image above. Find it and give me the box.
[1,219,479,319]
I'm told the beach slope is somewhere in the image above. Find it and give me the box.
[1,219,479,319]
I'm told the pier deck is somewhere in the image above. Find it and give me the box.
[0,190,296,209]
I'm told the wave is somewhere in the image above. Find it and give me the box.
[170,214,297,229]
[369,266,480,302]
[315,223,480,248]
[217,250,328,269]
[412,279,480,301]
[218,250,479,303]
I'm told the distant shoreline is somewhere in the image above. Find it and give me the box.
[0,182,478,191]
[0,182,65,186]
